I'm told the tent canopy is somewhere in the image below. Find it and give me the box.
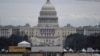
[18,41,30,45]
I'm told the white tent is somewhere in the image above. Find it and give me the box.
[92,54,100,56]
[82,48,86,52]
[18,41,31,47]
[64,49,67,52]
[1,49,5,52]
[95,49,99,52]
[87,47,94,52]
[69,48,74,52]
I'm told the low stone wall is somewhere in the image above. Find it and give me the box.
[0,53,43,56]
[31,46,63,52]
[0,53,92,56]
[30,53,43,56]
[0,54,22,56]
[64,53,92,56]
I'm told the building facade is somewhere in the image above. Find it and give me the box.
[76,26,100,36]
[0,26,12,37]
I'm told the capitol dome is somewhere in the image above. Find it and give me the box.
[41,0,55,11]
[38,0,59,27]
[39,0,57,17]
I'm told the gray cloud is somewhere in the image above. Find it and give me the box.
[0,0,100,26]
[76,0,100,2]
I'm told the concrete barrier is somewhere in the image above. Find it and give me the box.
[0,53,93,56]
[30,53,43,56]
[0,54,22,56]
[64,53,92,56]
[31,46,63,52]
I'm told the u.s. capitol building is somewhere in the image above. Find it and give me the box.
[0,0,100,52]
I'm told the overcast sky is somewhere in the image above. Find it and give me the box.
[0,0,100,27]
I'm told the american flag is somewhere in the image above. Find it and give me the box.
[40,29,55,34]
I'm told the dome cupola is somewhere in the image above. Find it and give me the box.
[41,0,55,11]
